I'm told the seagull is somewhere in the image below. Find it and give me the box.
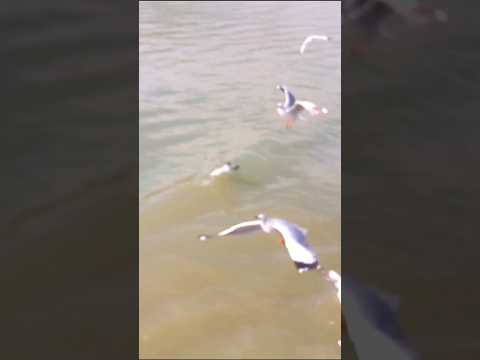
[300,34,330,55]
[276,85,328,128]
[199,213,322,273]
[209,162,240,178]
[199,215,342,347]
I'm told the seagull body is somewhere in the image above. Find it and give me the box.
[300,34,330,54]
[276,85,328,128]
[199,214,321,273]
[209,162,239,178]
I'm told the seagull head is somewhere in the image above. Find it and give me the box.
[276,85,286,93]
[222,163,231,172]
[225,162,239,171]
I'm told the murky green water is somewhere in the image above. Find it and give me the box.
[140,2,340,358]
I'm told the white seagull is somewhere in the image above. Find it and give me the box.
[209,162,240,178]
[276,85,328,128]
[300,34,330,55]
[199,213,322,273]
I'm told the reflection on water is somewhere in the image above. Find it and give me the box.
[140,1,340,358]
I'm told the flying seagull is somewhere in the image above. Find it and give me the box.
[276,85,328,128]
[199,214,322,273]
[209,162,240,178]
[300,34,330,55]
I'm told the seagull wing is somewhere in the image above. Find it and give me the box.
[270,219,319,271]
[293,101,325,116]
[282,88,296,109]
[300,34,329,54]
[217,220,264,237]
[328,270,341,302]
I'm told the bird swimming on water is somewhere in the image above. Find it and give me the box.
[276,85,328,128]
[199,213,322,273]
[209,162,240,178]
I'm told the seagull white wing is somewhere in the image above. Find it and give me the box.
[300,34,329,54]
[217,220,264,237]
[328,270,341,302]
[294,101,328,116]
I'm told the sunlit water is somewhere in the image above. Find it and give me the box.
[140,2,340,358]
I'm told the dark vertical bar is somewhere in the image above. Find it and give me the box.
[2,1,139,358]
[342,1,480,358]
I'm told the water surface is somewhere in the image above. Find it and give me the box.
[140,2,341,358]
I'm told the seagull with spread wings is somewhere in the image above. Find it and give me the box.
[199,213,322,273]
[276,85,328,128]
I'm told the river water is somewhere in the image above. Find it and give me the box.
[139,2,340,358]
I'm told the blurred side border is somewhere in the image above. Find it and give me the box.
[342,0,480,358]
[2,1,138,358]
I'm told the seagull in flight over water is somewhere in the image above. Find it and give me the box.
[300,34,330,54]
[199,214,343,347]
[199,213,322,273]
[276,85,328,128]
